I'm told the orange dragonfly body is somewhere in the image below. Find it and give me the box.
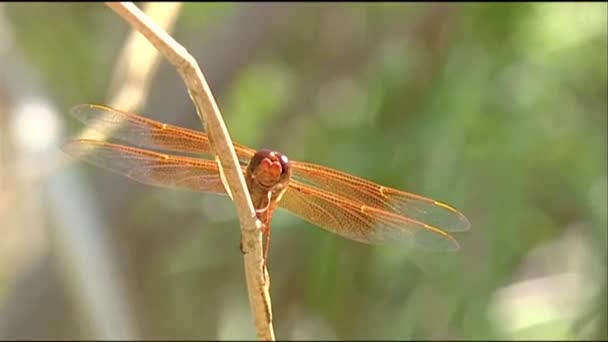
[63,104,470,256]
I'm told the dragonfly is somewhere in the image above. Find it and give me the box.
[62,104,470,259]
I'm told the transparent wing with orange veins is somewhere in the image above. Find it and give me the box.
[280,181,460,251]
[290,162,470,234]
[69,104,255,161]
[62,139,461,251]
[68,104,469,235]
[63,139,229,194]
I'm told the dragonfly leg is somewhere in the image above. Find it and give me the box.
[264,220,272,261]
[239,238,246,254]
[254,191,273,265]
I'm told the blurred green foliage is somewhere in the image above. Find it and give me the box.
[3,2,606,340]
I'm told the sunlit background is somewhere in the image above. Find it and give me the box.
[0,2,606,340]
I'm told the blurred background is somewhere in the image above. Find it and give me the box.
[0,2,606,340]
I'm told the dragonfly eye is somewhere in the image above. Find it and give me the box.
[275,153,291,177]
[252,150,290,172]
[248,149,291,188]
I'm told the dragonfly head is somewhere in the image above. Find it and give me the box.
[246,149,292,195]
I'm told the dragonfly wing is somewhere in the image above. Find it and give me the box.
[279,181,460,251]
[69,104,256,161]
[291,162,470,233]
[63,139,228,194]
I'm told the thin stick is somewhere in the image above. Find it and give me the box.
[104,2,275,340]
[106,2,182,110]
[78,2,182,143]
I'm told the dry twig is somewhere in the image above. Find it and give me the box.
[104,2,275,340]
[106,2,182,111]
